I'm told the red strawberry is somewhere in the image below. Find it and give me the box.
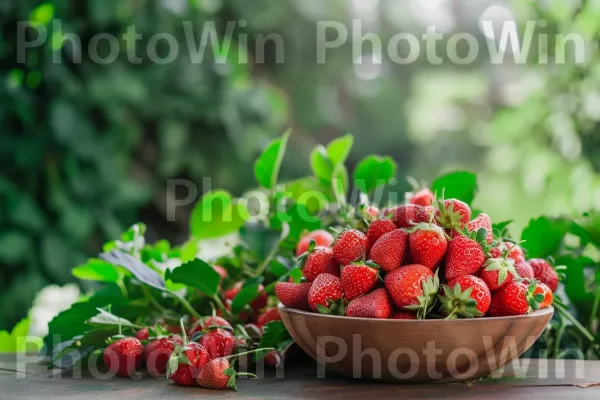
[440,275,491,317]
[103,337,144,378]
[390,204,429,229]
[365,205,380,217]
[299,246,339,282]
[274,282,312,311]
[409,188,435,207]
[529,259,559,292]
[145,335,184,377]
[196,357,257,390]
[444,230,488,281]
[346,288,392,319]
[341,262,379,301]
[190,316,232,335]
[505,243,525,263]
[332,229,369,266]
[212,265,228,280]
[135,328,149,341]
[390,311,417,320]
[514,260,535,280]
[168,341,211,386]
[384,264,439,319]
[488,281,541,316]
[534,283,554,309]
[408,222,448,270]
[296,230,334,256]
[199,328,235,359]
[256,307,281,331]
[369,229,408,272]
[465,213,493,244]
[225,282,268,312]
[367,218,396,247]
[480,257,518,292]
[308,273,344,314]
[435,198,471,230]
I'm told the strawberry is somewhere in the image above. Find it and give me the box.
[389,204,429,229]
[514,260,535,280]
[341,262,380,301]
[529,259,559,292]
[480,257,518,292]
[366,218,396,247]
[296,230,334,256]
[196,357,257,390]
[464,213,493,244]
[225,282,268,312]
[212,265,228,280]
[534,282,554,309]
[407,222,448,270]
[274,282,312,311]
[369,229,408,272]
[488,281,542,316]
[332,228,369,266]
[390,311,417,320]
[199,328,236,359]
[384,264,439,319]
[256,307,281,331]
[505,243,525,263]
[444,229,488,281]
[308,273,345,314]
[145,335,183,377]
[168,341,211,386]
[298,245,339,282]
[409,188,435,207]
[365,205,380,217]
[135,328,149,341]
[346,288,392,319]
[435,198,471,230]
[440,275,491,318]
[103,337,144,378]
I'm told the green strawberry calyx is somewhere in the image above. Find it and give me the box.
[526,280,544,312]
[483,257,518,286]
[435,199,465,230]
[316,298,347,316]
[438,284,484,319]
[404,270,440,319]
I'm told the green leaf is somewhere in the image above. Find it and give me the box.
[520,217,570,258]
[165,258,221,297]
[86,308,138,328]
[100,250,166,291]
[0,318,42,353]
[310,135,354,185]
[254,130,291,189]
[571,212,600,249]
[51,328,116,369]
[190,191,249,239]
[257,320,290,360]
[353,155,397,193]
[432,171,478,205]
[326,134,354,166]
[231,283,259,314]
[72,259,119,282]
[239,222,285,261]
[284,177,332,214]
[310,145,333,183]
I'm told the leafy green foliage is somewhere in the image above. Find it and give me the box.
[432,171,478,205]
[190,191,249,239]
[0,318,42,353]
[166,258,221,297]
[254,130,291,189]
[353,155,397,193]
[520,217,571,258]
[72,259,120,283]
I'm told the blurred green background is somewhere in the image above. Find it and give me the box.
[1,0,600,333]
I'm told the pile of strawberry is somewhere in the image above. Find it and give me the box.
[276,189,557,320]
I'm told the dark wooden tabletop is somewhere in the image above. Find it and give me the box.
[1,354,599,399]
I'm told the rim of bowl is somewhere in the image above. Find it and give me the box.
[279,306,553,323]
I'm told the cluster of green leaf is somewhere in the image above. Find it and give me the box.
[0,0,285,330]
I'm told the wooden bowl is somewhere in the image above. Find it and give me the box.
[279,307,553,383]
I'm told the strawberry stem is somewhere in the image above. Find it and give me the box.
[224,347,275,360]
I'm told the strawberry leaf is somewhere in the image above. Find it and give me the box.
[72,259,120,282]
[520,217,570,258]
[353,155,397,194]
[254,130,291,189]
[165,258,221,297]
[432,171,478,206]
[257,321,291,361]
[99,250,166,291]
[86,308,138,329]
[190,190,249,239]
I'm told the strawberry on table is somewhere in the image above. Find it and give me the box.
[145,335,183,377]
[488,281,542,316]
[196,357,257,390]
[369,229,408,272]
[296,230,334,256]
[103,337,144,378]
[440,275,491,318]
[298,244,339,282]
[389,204,429,229]
[346,288,392,319]
[435,198,471,230]
[445,228,488,281]
[341,262,380,301]
[366,218,396,247]
[167,330,211,386]
[199,327,236,359]
[480,257,518,292]
[332,228,369,266]
[191,316,232,334]
[408,222,448,270]
[308,273,345,314]
[384,264,439,319]
[274,282,312,311]
[529,259,559,292]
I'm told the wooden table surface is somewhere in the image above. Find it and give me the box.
[1,354,599,399]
